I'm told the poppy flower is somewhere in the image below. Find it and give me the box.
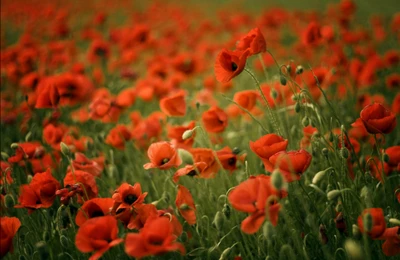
[357,208,386,239]
[115,88,136,108]
[0,216,21,258]
[159,90,186,117]
[236,28,266,55]
[75,216,123,260]
[1,161,13,185]
[214,49,249,83]
[87,39,111,63]
[63,170,98,203]
[172,162,208,183]
[125,216,185,258]
[216,146,246,173]
[360,103,397,134]
[190,148,220,178]
[15,168,60,213]
[70,153,104,177]
[75,198,114,226]
[302,22,322,46]
[105,125,132,150]
[8,142,45,163]
[268,150,312,182]
[43,123,67,150]
[249,134,288,171]
[233,90,259,112]
[127,204,159,230]
[386,146,400,171]
[89,97,122,123]
[167,121,196,149]
[175,185,196,225]
[381,226,400,256]
[143,141,182,170]
[202,106,228,133]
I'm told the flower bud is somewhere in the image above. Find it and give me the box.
[280,75,287,86]
[25,131,32,142]
[312,167,332,184]
[271,170,286,191]
[302,116,310,127]
[321,148,329,157]
[60,142,71,157]
[222,203,231,219]
[1,152,9,160]
[352,224,360,237]
[340,148,349,159]
[213,211,224,231]
[295,65,304,75]
[35,241,50,259]
[383,153,390,163]
[182,129,195,140]
[279,244,295,259]
[179,203,190,210]
[11,143,19,149]
[178,149,194,165]
[263,221,274,239]
[344,239,363,260]
[232,147,240,155]
[327,190,341,200]
[389,218,400,226]
[295,102,301,113]
[5,194,15,208]
[271,89,278,99]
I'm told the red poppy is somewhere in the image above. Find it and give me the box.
[268,150,312,182]
[357,208,386,239]
[1,161,13,185]
[14,169,60,213]
[105,125,132,150]
[175,185,196,225]
[216,146,245,173]
[302,22,322,46]
[125,217,185,258]
[236,28,266,55]
[87,39,110,63]
[167,121,196,149]
[127,204,159,230]
[385,146,400,172]
[75,198,114,226]
[172,162,208,183]
[63,170,98,203]
[89,97,122,123]
[381,227,400,256]
[0,216,21,258]
[143,141,182,170]
[202,106,228,133]
[8,142,45,163]
[159,90,186,117]
[190,148,220,178]
[115,88,136,108]
[214,49,249,83]
[386,73,400,89]
[360,103,397,134]
[249,134,289,171]
[75,216,123,260]
[233,90,259,112]
[43,123,67,150]
[70,153,104,177]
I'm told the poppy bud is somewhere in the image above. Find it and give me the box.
[383,153,390,163]
[263,221,274,239]
[352,224,361,237]
[222,203,231,219]
[35,241,50,259]
[360,186,372,207]
[286,65,292,73]
[182,129,195,140]
[42,230,50,241]
[389,218,400,225]
[295,102,301,113]
[60,142,71,157]
[179,203,190,210]
[5,194,15,208]
[27,175,33,183]
[327,190,341,200]
[362,213,373,232]
[213,211,224,231]
[180,231,188,243]
[60,235,69,248]
[25,131,32,142]
[11,143,19,149]
[1,151,9,160]
[279,244,295,259]
[319,224,328,245]
[178,149,194,165]
[280,75,287,86]
[296,65,304,75]
[196,102,200,111]
[321,148,329,157]
[232,147,241,154]
[344,239,363,260]
[271,170,286,191]
[302,116,310,127]
[312,167,333,184]
[340,148,349,159]
[271,89,278,99]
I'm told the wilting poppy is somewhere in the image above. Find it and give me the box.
[236,27,266,55]
[125,217,185,258]
[63,170,98,203]
[75,216,123,260]
[0,216,21,258]
[105,125,132,150]
[357,208,386,239]
[143,141,182,170]
[202,106,228,133]
[159,90,186,117]
[360,103,397,134]
[75,198,114,226]
[15,168,60,213]
[268,150,312,182]
[249,134,288,171]
[214,49,249,83]
[175,185,196,225]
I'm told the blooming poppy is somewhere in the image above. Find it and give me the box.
[233,90,259,112]
[172,162,208,183]
[105,125,132,150]
[143,141,182,170]
[70,153,104,177]
[360,103,397,134]
[214,49,249,83]
[236,28,266,55]
[63,170,98,203]
[89,97,122,123]
[15,168,60,213]
[75,216,123,260]
[43,123,67,150]
[381,226,400,256]
[175,185,196,225]
[75,198,114,226]
[159,90,186,117]
[126,203,159,230]
[189,148,220,178]
[357,208,386,239]
[202,106,228,133]
[249,134,288,171]
[0,216,21,258]
[125,216,185,258]
[8,142,45,163]
[302,22,322,46]
[167,121,196,149]
[216,146,245,173]
[268,150,312,182]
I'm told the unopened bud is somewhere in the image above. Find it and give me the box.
[179,203,190,210]
[35,241,50,259]
[1,152,9,160]
[182,129,195,140]
[271,170,286,191]
[352,224,360,237]
[280,75,287,86]
[329,132,334,142]
[11,143,19,149]
[232,147,240,155]
[25,131,32,142]
[321,148,329,157]
[327,190,341,200]
[5,194,15,208]
[271,89,278,99]
[178,149,193,165]
[344,239,363,260]
[295,102,301,113]
[263,221,274,239]
[302,116,310,127]
[213,211,224,231]
[296,65,304,75]
[286,65,292,73]
[222,203,231,219]
[60,142,71,157]
[389,218,400,226]
[312,167,332,184]
[383,153,390,163]
[340,148,349,159]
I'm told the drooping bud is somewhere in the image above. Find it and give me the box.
[1,152,9,160]
[312,167,333,184]
[295,65,304,75]
[212,211,224,231]
[182,129,195,140]
[302,116,310,127]
[327,190,341,200]
[344,239,363,260]
[389,218,400,226]
[222,203,231,219]
[280,75,287,86]
[11,143,19,149]
[295,102,301,113]
[60,142,71,157]
[263,221,274,240]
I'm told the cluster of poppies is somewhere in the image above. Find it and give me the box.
[1,0,400,259]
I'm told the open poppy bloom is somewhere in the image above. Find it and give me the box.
[172,162,208,183]
[268,150,312,182]
[357,208,386,239]
[75,216,123,260]
[105,125,132,150]
[202,106,228,133]
[0,216,21,258]
[159,90,186,117]
[125,216,185,258]
[360,103,397,134]
[214,49,249,83]
[189,148,220,178]
[70,153,104,177]
[167,121,196,149]
[75,198,114,226]
[143,141,182,170]
[216,146,246,173]
[233,90,259,112]
[63,170,99,203]
[8,142,45,163]
[175,185,196,225]
[228,175,285,234]
[249,134,289,171]
[381,226,400,256]
[236,27,266,55]
[126,203,159,230]
[15,168,60,214]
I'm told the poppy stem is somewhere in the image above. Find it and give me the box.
[257,53,269,81]
[243,67,282,136]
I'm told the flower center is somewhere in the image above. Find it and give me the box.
[231,62,238,71]
[124,194,138,205]
[161,158,170,165]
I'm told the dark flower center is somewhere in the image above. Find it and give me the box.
[90,210,104,218]
[161,158,170,165]
[187,170,197,177]
[231,62,238,71]
[227,157,236,166]
[150,238,164,246]
[124,194,138,205]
